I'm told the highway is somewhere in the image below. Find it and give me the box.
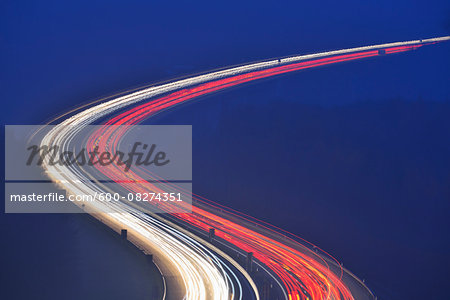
[40,36,449,300]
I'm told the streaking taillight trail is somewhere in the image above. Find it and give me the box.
[42,36,449,300]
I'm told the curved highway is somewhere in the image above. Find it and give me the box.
[40,36,449,300]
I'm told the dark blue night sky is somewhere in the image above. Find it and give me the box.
[1,1,449,299]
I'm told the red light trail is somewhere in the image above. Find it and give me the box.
[84,42,438,300]
[38,37,448,300]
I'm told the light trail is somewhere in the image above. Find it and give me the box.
[41,36,449,300]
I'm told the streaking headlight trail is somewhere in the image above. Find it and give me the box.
[41,36,449,300]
